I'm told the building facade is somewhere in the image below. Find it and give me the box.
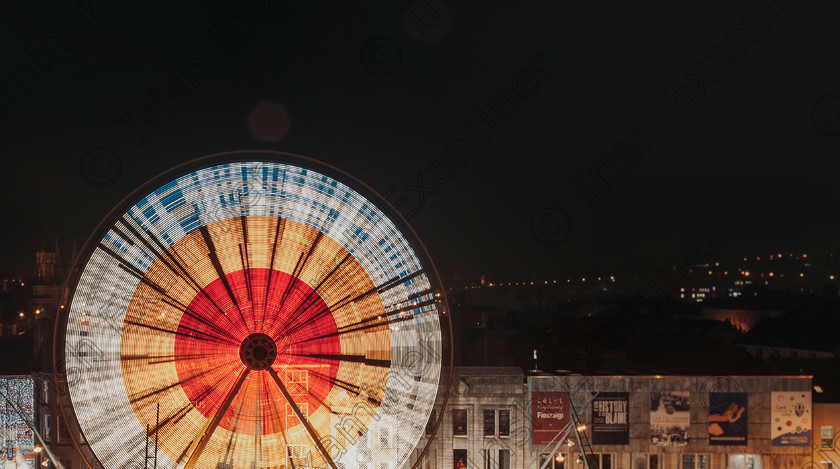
[406,368,815,469]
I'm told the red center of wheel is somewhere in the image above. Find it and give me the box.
[173,268,340,434]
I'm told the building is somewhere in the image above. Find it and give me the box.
[407,368,815,469]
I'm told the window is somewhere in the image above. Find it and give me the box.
[454,449,468,469]
[379,426,389,448]
[484,410,496,436]
[57,416,68,443]
[286,403,308,436]
[453,409,468,436]
[43,413,51,441]
[499,410,510,436]
[499,450,510,469]
[483,449,511,469]
[286,369,308,395]
[681,454,710,469]
[483,409,511,437]
[415,448,436,469]
[426,409,437,436]
[587,453,613,469]
[539,453,566,469]
[727,454,762,469]
[633,454,663,469]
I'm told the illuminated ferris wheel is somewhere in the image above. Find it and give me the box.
[56,152,450,469]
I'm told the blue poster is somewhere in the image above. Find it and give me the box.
[708,392,747,445]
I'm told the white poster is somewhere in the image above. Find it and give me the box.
[650,391,689,446]
[771,391,811,446]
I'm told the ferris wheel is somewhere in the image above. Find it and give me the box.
[55,152,450,469]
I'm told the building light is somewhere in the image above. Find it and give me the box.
[800,273,804,277]
[831,275,835,281]
[815,385,824,393]
[555,454,565,463]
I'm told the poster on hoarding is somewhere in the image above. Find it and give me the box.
[591,392,629,444]
[0,377,35,469]
[771,391,811,446]
[650,391,690,446]
[708,392,747,445]
[531,391,570,445]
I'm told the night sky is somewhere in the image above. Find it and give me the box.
[2,0,839,285]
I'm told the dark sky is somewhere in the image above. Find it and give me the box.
[1,0,839,285]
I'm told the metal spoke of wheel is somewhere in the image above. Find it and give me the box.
[183,368,250,469]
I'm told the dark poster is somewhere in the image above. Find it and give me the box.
[708,392,747,445]
[591,392,629,444]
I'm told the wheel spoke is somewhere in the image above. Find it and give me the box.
[184,368,251,468]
